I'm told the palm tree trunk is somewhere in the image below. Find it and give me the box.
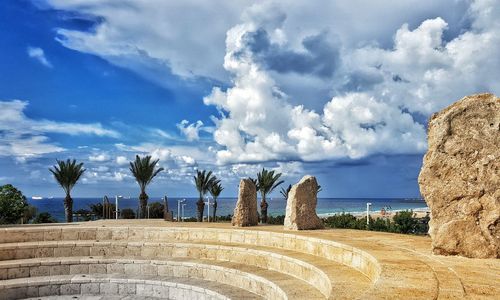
[196,195,204,222]
[212,199,217,222]
[260,195,268,224]
[64,194,73,223]
[139,190,148,219]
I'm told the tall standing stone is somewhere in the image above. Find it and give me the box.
[232,179,258,227]
[284,175,324,230]
[163,196,173,221]
[418,93,499,258]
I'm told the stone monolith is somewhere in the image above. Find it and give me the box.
[284,175,324,230]
[418,93,499,258]
[232,179,258,227]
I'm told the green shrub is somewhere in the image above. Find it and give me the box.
[0,184,28,224]
[121,208,136,219]
[267,215,285,225]
[74,209,92,221]
[33,212,58,224]
[22,205,38,224]
[148,202,164,218]
[393,211,418,234]
[369,217,391,232]
[324,213,366,229]
[217,215,233,222]
[323,210,429,235]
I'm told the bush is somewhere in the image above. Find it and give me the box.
[121,208,136,219]
[148,202,164,218]
[323,210,429,235]
[22,205,38,224]
[217,215,233,222]
[0,184,28,224]
[267,215,285,225]
[74,209,92,221]
[392,211,417,234]
[33,212,58,224]
[89,202,116,219]
[369,217,391,232]
[324,213,366,229]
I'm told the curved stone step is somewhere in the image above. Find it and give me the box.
[0,225,381,282]
[24,296,161,300]
[0,239,372,299]
[0,256,328,299]
[0,273,255,300]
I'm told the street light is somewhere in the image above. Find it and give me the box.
[177,199,186,222]
[181,203,186,221]
[205,196,214,222]
[366,202,372,226]
[115,195,123,219]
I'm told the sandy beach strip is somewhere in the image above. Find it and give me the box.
[318,207,430,219]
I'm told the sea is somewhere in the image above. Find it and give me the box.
[28,197,428,222]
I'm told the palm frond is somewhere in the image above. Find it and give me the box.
[209,181,224,199]
[49,159,86,195]
[129,155,164,192]
[280,184,292,199]
[194,170,217,198]
[256,168,283,200]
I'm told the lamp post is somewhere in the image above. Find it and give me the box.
[115,195,123,219]
[177,199,186,222]
[181,203,186,221]
[366,202,372,226]
[204,196,213,222]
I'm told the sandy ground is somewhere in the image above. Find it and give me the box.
[319,209,430,219]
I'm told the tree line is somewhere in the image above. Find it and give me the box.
[22,155,290,223]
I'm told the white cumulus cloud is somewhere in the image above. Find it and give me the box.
[0,100,119,161]
[116,156,129,166]
[89,153,110,162]
[176,120,204,141]
[203,0,499,164]
[27,47,53,68]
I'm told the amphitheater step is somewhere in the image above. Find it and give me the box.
[0,273,258,300]
[194,240,373,299]
[25,296,163,300]
[0,238,372,299]
[0,256,329,299]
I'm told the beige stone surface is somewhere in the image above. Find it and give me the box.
[232,179,259,227]
[419,93,500,258]
[284,175,324,230]
[1,220,500,299]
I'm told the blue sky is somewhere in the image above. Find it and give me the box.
[0,0,498,198]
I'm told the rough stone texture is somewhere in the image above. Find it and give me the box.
[284,175,324,230]
[231,179,258,227]
[418,93,499,258]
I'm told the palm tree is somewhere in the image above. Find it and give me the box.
[209,180,224,222]
[129,155,164,218]
[257,168,284,223]
[194,170,217,222]
[280,184,292,199]
[248,177,259,190]
[49,159,86,223]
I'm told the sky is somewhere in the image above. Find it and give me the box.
[0,0,499,198]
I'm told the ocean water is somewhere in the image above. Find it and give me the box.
[28,197,427,222]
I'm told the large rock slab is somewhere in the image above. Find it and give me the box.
[231,179,258,227]
[418,93,499,258]
[284,175,324,230]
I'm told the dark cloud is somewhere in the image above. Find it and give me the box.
[340,68,385,92]
[243,29,340,78]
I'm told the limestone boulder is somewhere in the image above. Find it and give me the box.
[418,93,499,258]
[232,179,258,227]
[284,175,324,230]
